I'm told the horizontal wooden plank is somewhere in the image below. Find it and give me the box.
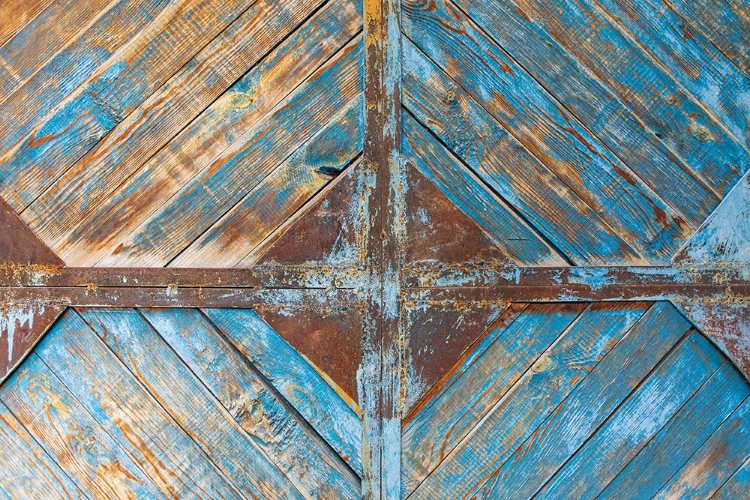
[172,96,363,267]
[654,396,750,499]
[0,353,162,499]
[56,0,361,267]
[443,0,721,226]
[403,38,648,265]
[96,37,363,267]
[481,301,680,499]
[0,400,84,499]
[600,362,749,498]
[402,112,567,266]
[402,303,584,495]
[140,307,360,496]
[203,308,363,476]
[78,308,304,499]
[0,0,253,211]
[36,309,244,499]
[536,331,724,499]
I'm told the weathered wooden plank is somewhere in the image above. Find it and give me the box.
[403,39,648,265]
[36,309,244,499]
[665,0,750,74]
[653,396,750,499]
[140,307,361,496]
[487,0,748,195]
[0,196,62,266]
[0,0,53,47]
[0,400,84,499]
[56,0,361,267]
[0,0,171,180]
[592,0,750,146]
[536,331,724,499]
[95,38,362,267]
[0,0,114,102]
[402,113,567,266]
[713,455,750,500]
[444,0,722,226]
[0,353,162,499]
[599,362,749,498]
[409,302,650,499]
[25,0,349,252]
[172,96,363,267]
[202,307,363,477]
[0,0,254,212]
[402,303,585,496]
[78,308,304,499]
[403,6,694,264]
[478,302,691,499]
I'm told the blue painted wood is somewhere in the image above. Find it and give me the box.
[713,455,750,500]
[402,113,567,266]
[77,308,304,499]
[403,38,648,265]
[654,396,750,498]
[432,0,721,227]
[599,362,749,498]
[0,353,162,499]
[202,308,364,477]
[402,2,692,264]
[139,307,361,496]
[536,331,725,499]
[482,302,690,499]
[35,309,244,499]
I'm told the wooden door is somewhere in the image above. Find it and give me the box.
[0,0,748,498]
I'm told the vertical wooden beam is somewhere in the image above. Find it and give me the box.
[361,0,402,497]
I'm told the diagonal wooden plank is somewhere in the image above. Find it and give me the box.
[599,363,749,498]
[536,331,725,499]
[402,303,585,496]
[591,0,750,147]
[403,39,648,265]
[95,37,362,267]
[0,0,116,102]
[171,95,363,267]
[402,4,692,264]
[441,0,721,227]
[140,308,360,497]
[0,0,255,212]
[203,307,363,477]
[0,0,54,48]
[408,302,650,499]
[482,0,748,195]
[479,302,691,499]
[654,396,750,499]
[36,309,245,499]
[55,0,361,267]
[0,400,84,499]
[713,455,750,499]
[78,307,304,499]
[403,113,567,266]
[0,353,163,499]
[23,0,345,249]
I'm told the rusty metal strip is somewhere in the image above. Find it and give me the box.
[0,196,63,266]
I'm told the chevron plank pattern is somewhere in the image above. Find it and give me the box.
[401,0,749,266]
[402,301,750,498]
[0,307,362,498]
[0,0,363,267]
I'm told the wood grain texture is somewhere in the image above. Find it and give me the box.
[0,353,162,499]
[444,0,723,227]
[203,308,364,477]
[713,455,750,500]
[537,331,725,499]
[0,0,54,48]
[140,308,360,497]
[78,307,304,499]
[479,301,676,499]
[0,196,62,266]
[403,38,650,265]
[36,309,244,499]
[0,400,84,499]
[403,113,567,266]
